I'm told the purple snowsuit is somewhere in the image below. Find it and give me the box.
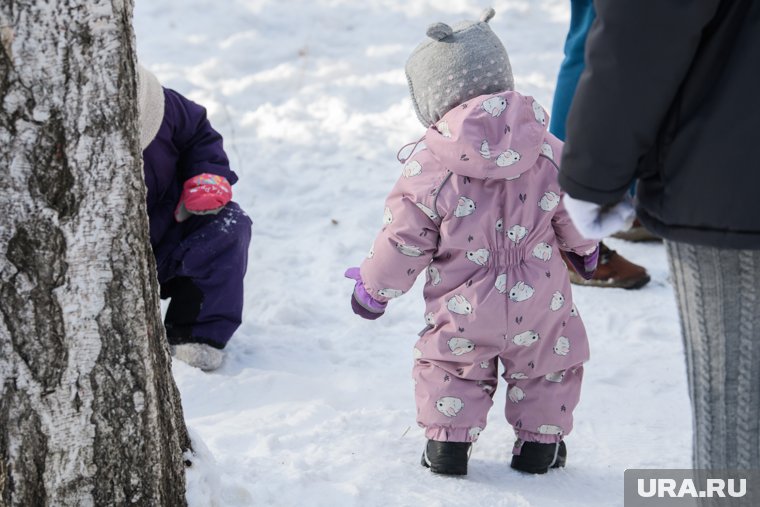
[143,88,251,349]
[360,91,597,446]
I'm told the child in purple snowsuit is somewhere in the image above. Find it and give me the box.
[345,8,598,475]
[137,65,251,371]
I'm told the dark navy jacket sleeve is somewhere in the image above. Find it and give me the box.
[164,88,238,185]
[559,0,720,205]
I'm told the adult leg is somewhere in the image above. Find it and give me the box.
[667,241,760,469]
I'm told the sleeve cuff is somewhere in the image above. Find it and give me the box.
[558,171,630,207]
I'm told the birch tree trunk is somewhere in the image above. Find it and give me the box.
[0,1,190,505]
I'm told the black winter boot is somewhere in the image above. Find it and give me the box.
[510,440,567,474]
[420,440,471,476]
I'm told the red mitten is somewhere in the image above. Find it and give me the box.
[175,173,232,222]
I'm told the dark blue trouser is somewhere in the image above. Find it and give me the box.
[550,0,596,142]
[156,201,252,349]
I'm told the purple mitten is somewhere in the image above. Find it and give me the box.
[564,245,599,280]
[344,267,387,320]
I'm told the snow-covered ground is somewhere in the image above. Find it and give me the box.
[135,1,692,505]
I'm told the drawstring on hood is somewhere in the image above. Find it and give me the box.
[397,135,427,164]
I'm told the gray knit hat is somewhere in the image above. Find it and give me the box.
[405,7,514,127]
[137,64,165,151]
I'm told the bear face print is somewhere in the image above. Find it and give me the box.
[427,266,442,286]
[466,248,490,266]
[479,139,491,159]
[425,312,435,325]
[482,96,507,117]
[508,386,525,403]
[512,330,539,347]
[413,347,423,359]
[507,225,528,244]
[532,100,546,126]
[570,304,579,317]
[532,242,552,261]
[540,142,554,160]
[539,191,560,212]
[448,337,475,356]
[554,336,570,356]
[495,273,507,294]
[383,207,393,225]
[454,197,476,218]
[495,218,504,233]
[416,202,439,221]
[496,149,521,167]
[537,424,563,436]
[468,427,483,441]
[509,281,535,302]
[377,288,404,298]
[510,372,529,380]
[550,291,565,311]
[480,361,489,369]
[396,243,424,257]
[447,295,473,315]
[437,121,452,138]
[436,396,465,417]
[403,160,423,178]
[544,370,565,383]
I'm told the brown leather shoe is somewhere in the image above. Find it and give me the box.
[563,242,650,289]
[611,218,662,242]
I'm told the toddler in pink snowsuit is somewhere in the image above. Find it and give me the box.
[346,8,599,475]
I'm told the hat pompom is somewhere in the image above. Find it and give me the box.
[480,7,495,23]
[426,22,454,41]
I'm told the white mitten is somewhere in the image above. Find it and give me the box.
[563,194,636,240]
[171,343,224,371]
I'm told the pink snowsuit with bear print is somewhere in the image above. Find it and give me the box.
[360,90,597,447]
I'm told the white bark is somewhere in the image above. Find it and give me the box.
[0,1,189,505]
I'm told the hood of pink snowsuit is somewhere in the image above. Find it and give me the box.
[424,91,548,181]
